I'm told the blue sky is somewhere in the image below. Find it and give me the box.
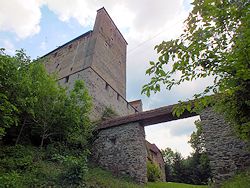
[0,0,213,157]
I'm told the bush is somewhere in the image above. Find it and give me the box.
[101,107,118,120]
[53,153,88,186]
[0,144,89,187]
[221,169,250,188]
[0,50,93,187]
[147,161,162,182]
[0,171,23,188]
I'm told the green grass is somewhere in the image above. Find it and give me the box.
[86,166,208,188]
[221,169,250,188]
[146,182,207,188]
[85,166,143,188]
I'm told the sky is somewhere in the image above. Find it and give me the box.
[0,0,214,157]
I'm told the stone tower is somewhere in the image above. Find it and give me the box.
[42,8,141,120]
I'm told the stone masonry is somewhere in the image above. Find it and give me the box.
[94,106,250,184]
[42,8,137,121]
[41,7,250,185]
[91,122,147,184]
[200,108,250,185]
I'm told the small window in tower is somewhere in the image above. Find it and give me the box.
[65,76,69,83]
[70,67,73,71]
[117,93,120,100]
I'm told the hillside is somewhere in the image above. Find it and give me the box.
[85,166,208,188]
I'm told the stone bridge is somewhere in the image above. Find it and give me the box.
[91,104,250,185]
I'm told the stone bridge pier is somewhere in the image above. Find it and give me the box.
[91,105,250,185]
[91,122,147,183]
[200,108,250,185]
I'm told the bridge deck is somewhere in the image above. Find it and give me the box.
[98,104,198,130]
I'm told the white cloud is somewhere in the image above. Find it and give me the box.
[0,39,15,55]
[0,0,42,39]
[0,0,189,40]
[145,116,200,157]
[44,0,96,27]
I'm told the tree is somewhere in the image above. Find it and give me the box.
[171,152,186,183]
[0,49,93,149]
[189,120,206,154]
[161,147,175,181]
[0,49,31,140]
[0,49,93,187]
[161,121,211,184]
[142,0,250,140]
[188,120,211,184]
[61,80,92,147]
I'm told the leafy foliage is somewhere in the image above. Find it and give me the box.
[142,0,250,140]
[0,49,93,187]
[161,121,211,185]
[101,106,118,120]
[0,145,89,187]
[147,161,162,182]
[221,168,250,188]
[0,49,93,148]
[189,120,206,154]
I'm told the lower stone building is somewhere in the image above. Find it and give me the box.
[146,140,166,181]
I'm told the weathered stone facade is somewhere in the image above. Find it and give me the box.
[42,8,137,120]
[91,122,147,184]
[146,141,166,181]
[200,108,250,185]
[58,67,136,120]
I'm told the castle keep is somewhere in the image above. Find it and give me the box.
[42,8,140,120]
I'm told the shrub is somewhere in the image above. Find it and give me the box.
[221,169,250,188]
[147,161,162,182]
[102,107,118,120]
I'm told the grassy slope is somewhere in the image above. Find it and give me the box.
[221,169,250,188]
[146,182,207,188]
[86,167,208,188]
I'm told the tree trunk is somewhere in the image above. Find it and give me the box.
[40,124,46,149]
[40,133,45,149]
[15,117,27,145]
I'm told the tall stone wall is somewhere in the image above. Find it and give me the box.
[200,108,250,185]
[43,31,94,79]
[91,122,147,184]
[59,67,136,120]
[92,8,127,98]
[42,8,134,121]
